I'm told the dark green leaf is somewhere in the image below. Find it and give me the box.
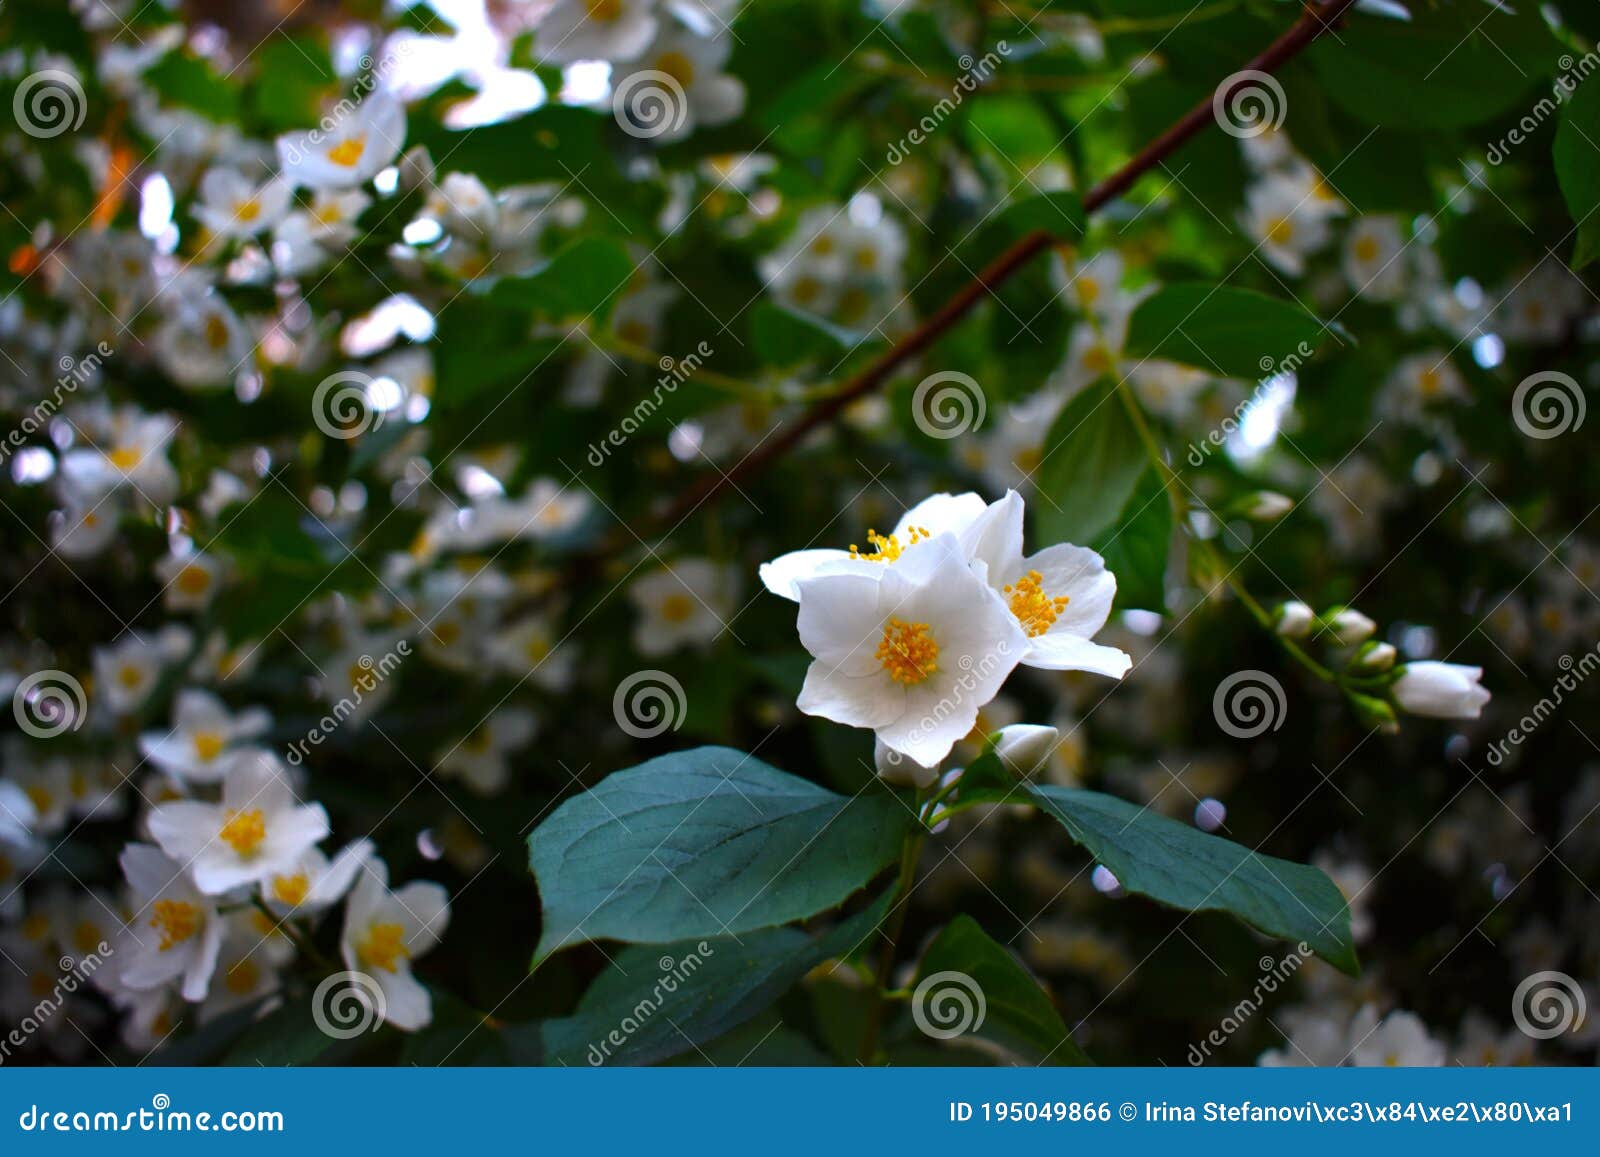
[1555,73,1600,269]
[488,237,636,319]
[1034,379,1148,545]
[1124,283,1325,378]
[1091,467,1172,612]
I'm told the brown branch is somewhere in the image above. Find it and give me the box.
[645,0,1362,537]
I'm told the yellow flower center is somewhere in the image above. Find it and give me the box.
[204,313,231,351]
[655,51,696,89]
[224,958,260,995]
[117,663,145,689]
[660,593,695,623]
[150,899,201,951]
[1267,217,1294,246]
[25,786,52,815]
[876,618,939,685]
[586,0,622,19]
[524,635,551,664]
[108,446,141,471]
[271,872,310,908]
[357,922,410,973]
[192,730,226,762]
[1417,367,1443,398]
[237,198,261,222]
[23,912,50,940]
[326,135,367,169]
[176,564,212,595]
[1003,570,1070,637]
[74,920,104,954]
[218,808,267,857]
[849,525,929,563]
[1081,344,1113,375]
[1076,276,1100,305]
[1354,235,1380,262]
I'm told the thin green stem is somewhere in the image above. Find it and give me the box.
[858,818,927,1064]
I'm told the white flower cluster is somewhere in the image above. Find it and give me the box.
[761,490,1131,774]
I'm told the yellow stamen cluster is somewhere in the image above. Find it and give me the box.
[326,135,367,169]
[1003,570,1070,637]
[192,730,226,763]
[357,922,410,973]
[150,899,200,951]
[218,809,267,857]
[876,619,938,685]
[272,873,310,909]
[849,525,930,563]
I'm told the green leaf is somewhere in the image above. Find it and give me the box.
[1309,1,1557,130]
[488,237,636,319]
[542,890,891,1066]
[1124,283,1325,379]
[1091,467,1171,613]
[991,191,1086,242]
[528,746,914,963]
[145,51,241,123]
[913,915,1092,1065]
[1555,74,1600,269]
[750,301,850,366]
[1033,379,1148,546]
[1027,785,1358,974]
[250,37,337,134]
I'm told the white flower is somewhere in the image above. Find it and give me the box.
[1241,178,1332,276]
[1392,661,1490,720]
[1379,351,1468,422]
[146,752,330,894]
[1349,1006,1446,1067]
[1323,607,1376,646]
[153,292,250,390]
[5,745,72,835]
[261,839,373,917]
[193,167,292,239]
[1257,1006,1352,1067]
[138,689,270,785]
[339,858,450,1032]
[1242,491,1293,521]
[115,843,224,1002]
[484,613,578,690]
[992,723,1060,779]
[57,409,179,506]
[154,547,226,612]
[794,533,1027,765]
[277,92,407,190]
[629,558,736,656]
[92,627,192,716]
[51,501,120,560]
[619,23,746,143]
[537,0,660,65]
[1051,249,1129,319]
[1342,216,1407,301]
[435,706,538,795]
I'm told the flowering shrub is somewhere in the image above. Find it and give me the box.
[0,0,1597,1067]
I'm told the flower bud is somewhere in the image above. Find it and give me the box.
[1275,600,1314,639]
[1323,607,1376,646]
[991,724,1059,779]
[1346,690,1399,733]
[1241,491,1293,521]
[1392,662,1491,720]
[1350,640,1397,673]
